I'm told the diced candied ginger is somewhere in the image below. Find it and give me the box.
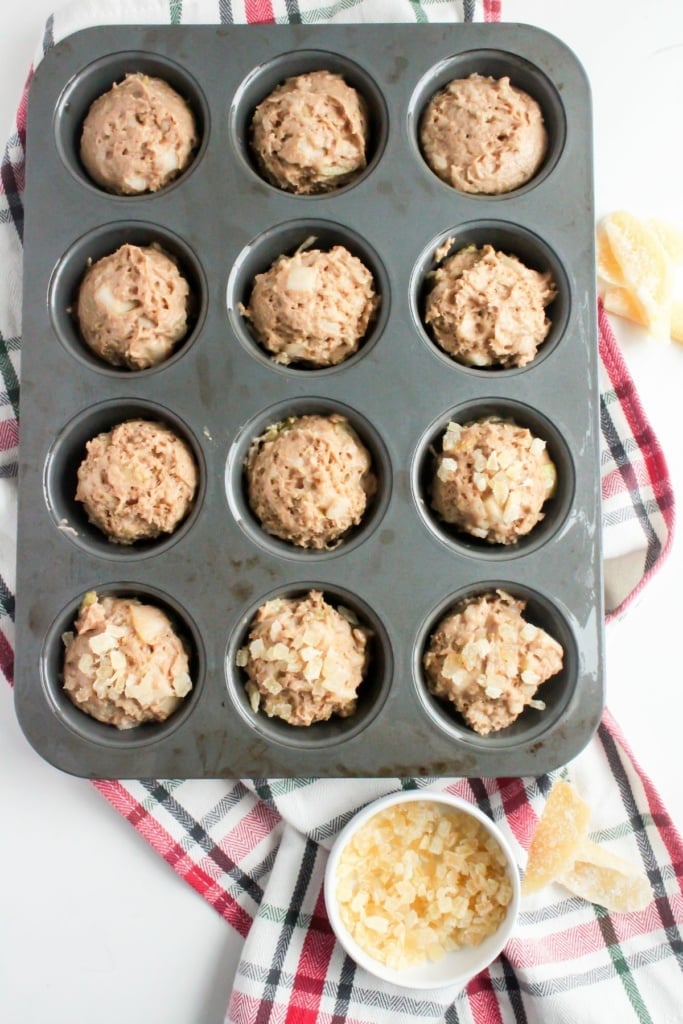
[128,602,169,645]
[522,780,590,894]
[335,800,512,969]
[88,631,117,656]
[541,460,558,498]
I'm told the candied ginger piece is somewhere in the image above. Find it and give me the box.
[671,299,683,344]
[602,286,649,328]
[647,218,683,265]
[336,800,512,968]
[603,288,683,344]
[523,786,651,913]
[559,858,651,914]
[522,780,590,894]
[599,212,683,342]
[573,836,639,875]
[603,211,672,341]
[129,603,168,644]
[596,228,625,287]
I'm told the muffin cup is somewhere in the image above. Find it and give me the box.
[412,398,575,558]
[49,221,207,374]
[41,583,205,748]
[410,220,570,374]
[226,218,389,374]
[229,49,388,197]
[413,582,579,749]
[225,582,393,750]
[408,48,566,197]
[43,399,206,560]
[54,50,209,196]
[225,396,392,559]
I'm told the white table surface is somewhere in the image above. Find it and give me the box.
[1,2,682,1022]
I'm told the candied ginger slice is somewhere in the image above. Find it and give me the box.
[604,211,672,340]
[574,837,639,875]
[522,780,590,894]
[596,228,625,287]
[602,286,648,328]
[559,860,651,914]
[603,285,683,345]
[671,299,683,344]
[130,603,168,644]
[647,218,683,265]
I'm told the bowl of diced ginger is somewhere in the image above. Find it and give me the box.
[323,790,521,990]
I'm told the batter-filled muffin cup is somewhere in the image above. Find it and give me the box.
[423,589,564,735]
[76,243,192,370]
[62,591,193,729]
[236,589,371,726]
[239,242,379,367]
[245,413,377,549]
[430,417,557,544]
[80,72,198,195]
[75,419,198,544]
[424,242,556,368]
[419,73,547,195]
[249,70,368,194]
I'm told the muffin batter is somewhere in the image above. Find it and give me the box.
[245,413,376,549]
[425,243,556,367]
[80,72,198,194]
[75,419,198,544]
[250,70,368,194]
[62,591,192,729]
[423,590,563,735]
[237,589,370,725]
[241,244,378,367]
[76,243,191,370]
[420,73,547,194]
[431,417,557,544]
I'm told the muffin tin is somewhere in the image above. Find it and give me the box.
[14,23,603,779]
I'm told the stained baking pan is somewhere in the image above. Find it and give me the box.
[14,23,603,778]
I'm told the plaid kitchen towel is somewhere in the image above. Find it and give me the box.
[1,1,681,1022]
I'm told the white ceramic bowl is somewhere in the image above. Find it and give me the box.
[323,790,520,990]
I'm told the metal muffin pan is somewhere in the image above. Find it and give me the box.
[14,23,603,778]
